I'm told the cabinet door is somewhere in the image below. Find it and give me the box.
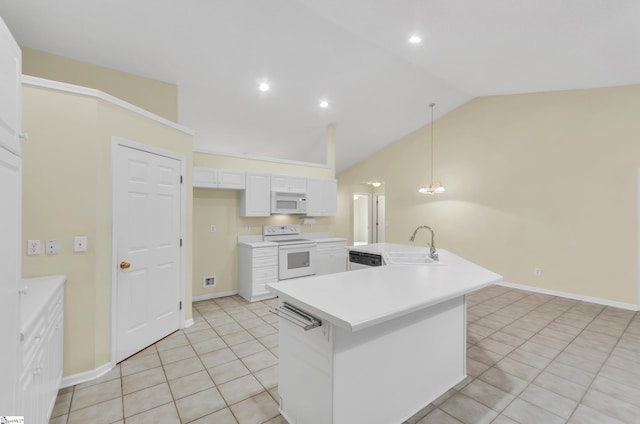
[217,169,245,189]
[271,174,290,192]
[192,167,217,188]
[305,178,323,216]
[322,179,337,216]
[0,146,21,414]
[289,177,307,193]
[240,172,271,216]
[0,16,21,156]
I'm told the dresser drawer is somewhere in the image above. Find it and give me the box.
[254,266,278,282]
[253,255,278,268]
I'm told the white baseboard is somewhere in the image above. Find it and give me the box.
[192,290,238,302]
[498,281,640,312]
[60,361,114,389]
[183,318,195,329]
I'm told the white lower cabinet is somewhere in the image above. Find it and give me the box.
[315,240,347,275]
[238,245,278,301]
[19,277,65,423]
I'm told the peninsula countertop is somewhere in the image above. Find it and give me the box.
[266,245,502,332]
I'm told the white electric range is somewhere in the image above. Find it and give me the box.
[263,225,317,280]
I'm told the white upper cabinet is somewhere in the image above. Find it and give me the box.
[271,174,307,193]
[0,16,21,156]
[240,172,271,216]
[306,178,337,216]
[192,167,245,189]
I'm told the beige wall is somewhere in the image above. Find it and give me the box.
[22,48,178,122]
[337,85,640,306]
[192,152,335,299]
[22,83,193,377]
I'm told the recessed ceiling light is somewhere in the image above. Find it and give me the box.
[408,35,422,44]
[258,82,270,92]
[319,100,329,108]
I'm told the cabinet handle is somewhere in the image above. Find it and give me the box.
[19,287,28,295]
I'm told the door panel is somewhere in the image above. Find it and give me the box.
[116,145,181,361]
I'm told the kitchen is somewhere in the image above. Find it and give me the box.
[1,1,640,424]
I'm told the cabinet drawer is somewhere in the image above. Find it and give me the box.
[47,287,64,317]
[254,266,278,282]
[253,256,278,268]
[21,314,46,370]
[253,247,278,258]
[317,242,346,253]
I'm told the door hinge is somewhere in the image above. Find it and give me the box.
[179,301,182,310]
[180,175,183,184]
[180,238,183,247]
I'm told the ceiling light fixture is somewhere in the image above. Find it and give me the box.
[319,100,329,108]
[371,182,382,187]
[419,103,445,195]
[258,82,270,92]
[408,35,422,44]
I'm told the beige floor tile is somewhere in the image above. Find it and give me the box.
[230,339,267,358]
[191,336,228,356]
[459,378,514,412]
[67,397,123,424]
[208,359,251,385]
[229,392,280,424]
[158,344,197,365]
[241,350,278,373]
[239,317,266,330]
[519,384,577,419]
[247,324,278,338]
[49,414,68,424]
[487,331,526,348]
[517,340,561,359]
[200,347,238,368]
[168,369,214,400]
[478,368,528,395]
[122,366,166,395]
[231,310,259,322]
[163,356,205,381]
[590,374,640,407]
[175,387,226,423]
[416,408,464,424]
[253,365,278,389]
[51,391,73,418]
[186,328,219,344]
[123,382,173,417]
[221,330,255,346]
[214,322,245,336]
[156,332,189,352]
[189,407,239,423]
[494,357,540,382]
[262,416,287,424]
[567,404,626,424]
[218,374,265,405]
[545,361,596,387]
[121,352,162,376]
[489,415,519,424]
[507,347,552,370]
[127,345,158,361]
[581,387,640,423]
[532,371,587,402]
[466,345,505,366]
[125,401,180,424]
[71,378,122,411]
[440,393,498,424]
[502,398,565,424]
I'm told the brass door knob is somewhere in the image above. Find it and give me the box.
[120,261,131,269]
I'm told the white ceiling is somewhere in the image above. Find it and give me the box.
[1,0,639,172]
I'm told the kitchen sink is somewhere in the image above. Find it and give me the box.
[384,251,446,265]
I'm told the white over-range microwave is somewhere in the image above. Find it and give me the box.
[271,191,307,214]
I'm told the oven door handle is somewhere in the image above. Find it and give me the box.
[279,243,317,251]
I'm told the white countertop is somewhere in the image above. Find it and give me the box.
[267,245,502,332]
[20,275,66,332]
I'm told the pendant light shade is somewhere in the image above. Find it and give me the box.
[419,103,445,195]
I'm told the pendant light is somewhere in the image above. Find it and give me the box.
[418,103,445,195]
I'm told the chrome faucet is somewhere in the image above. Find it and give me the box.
[409,225,439,261]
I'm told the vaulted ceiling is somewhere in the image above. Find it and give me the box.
[1,0,639,172]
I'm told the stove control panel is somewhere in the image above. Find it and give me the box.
[263,224,301,236]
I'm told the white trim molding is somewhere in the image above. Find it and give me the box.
[60,362,114,389]
[22,75,195,135]
[192,290,239,302]
[193,146,331,169]
[498,281,640,312]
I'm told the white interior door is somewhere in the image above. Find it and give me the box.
[115,144,182,362]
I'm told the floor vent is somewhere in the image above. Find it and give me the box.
[203,276,216,287]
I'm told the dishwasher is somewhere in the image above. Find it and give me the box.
[348,250,383,270]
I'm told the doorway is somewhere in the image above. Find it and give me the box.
[112,138,184,362]
[353,193,371,245]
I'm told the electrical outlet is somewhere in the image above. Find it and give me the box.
[27,240,41,255]
[45,239,58,255]
[74,236,88,252]
[534,267,542,277]
[203,276,216,287]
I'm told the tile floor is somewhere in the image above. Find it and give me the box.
[49,285,640,424]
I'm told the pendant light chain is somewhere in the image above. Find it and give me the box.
[430,102,435,186]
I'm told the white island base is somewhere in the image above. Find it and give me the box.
[278,295,466,424]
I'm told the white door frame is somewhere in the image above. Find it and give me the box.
[110,136,186,365]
